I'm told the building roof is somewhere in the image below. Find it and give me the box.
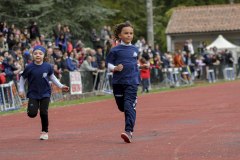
[166,4,240,34]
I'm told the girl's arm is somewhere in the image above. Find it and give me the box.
[108,63,123,72]
[107,63,115,72]
[19,76,26,98]
[49,74,69,91]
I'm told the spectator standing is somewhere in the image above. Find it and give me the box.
[66,52,77,71]
[76,49,85,67]
[45,47,55,65]
[75,40,84,53]
[152,54,162,80]
[183,40,189,54]
[52,23,62,41]
[173,51,185,68]
[100,25,110,47]
[96,46,105,67]
[0,55,6,84]
[22,49,32,67]
[80,55,98,72]
[161,52,171,69]
[141,49,150,62]
[7,33,16,50]
[67,40,73,53]
[52,46,62,62]
[154,44,161,56]
[90,28,100,50]
[0,32,8,52]
[55,33,67,53]
[3,56,21,83]
[63,25,72,41]
[139,57,150,93]
[188,39,194,55]
[237,56,240,78]
[226,50,234,68]
[28,21,40,41]
[104,39,112,58]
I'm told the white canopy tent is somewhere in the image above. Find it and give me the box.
[207,35,239,50]
[206,35,240,64]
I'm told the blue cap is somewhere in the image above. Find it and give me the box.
[24,50,30,55]
[33,45,46,54]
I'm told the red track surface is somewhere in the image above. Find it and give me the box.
[1,81,240,160]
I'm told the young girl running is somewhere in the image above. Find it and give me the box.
[106,22,139,143]
[19,45,69,140]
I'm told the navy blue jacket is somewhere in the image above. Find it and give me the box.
[106,44,139,85]
[21,62,53,99]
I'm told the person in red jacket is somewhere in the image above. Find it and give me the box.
[67,40,73,53]
[0,55,6,84]
[139,57,150,93]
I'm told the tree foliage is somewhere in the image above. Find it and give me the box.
[99,0,147,42]
[0,0,239,49]
[0,0,117,43]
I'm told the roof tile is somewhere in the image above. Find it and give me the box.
[166,4,240,34]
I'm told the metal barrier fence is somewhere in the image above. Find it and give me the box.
[150,64,237,87]
[159,67,193,87]
[93,70,113,94]
[60,70,112,94]
[61,71,94,93]
[62,64,237,93]
[50,82,64,102]
[0,81,22,112]
[0,64,238,112]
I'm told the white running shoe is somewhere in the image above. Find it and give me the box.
[121,131,132,143]
[40,132,48,140]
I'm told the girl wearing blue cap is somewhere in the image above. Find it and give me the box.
[106,22,139,143]
[19,45,69,140]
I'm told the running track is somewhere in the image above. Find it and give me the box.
[1,81,240,160]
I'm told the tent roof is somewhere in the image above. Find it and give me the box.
[206,35,239,50]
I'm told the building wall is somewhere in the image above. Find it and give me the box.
[167,31,240,53]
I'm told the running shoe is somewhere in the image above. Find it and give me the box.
[121,131,132,143]
[40,132,48,140]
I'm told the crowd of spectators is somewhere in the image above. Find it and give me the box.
[0,21,238,91]
[135,38,237,85]
[0,21,115,88]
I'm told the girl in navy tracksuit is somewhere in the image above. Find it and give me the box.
[106,22,139,143]
[19,45,69,140]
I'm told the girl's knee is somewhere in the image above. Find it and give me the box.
[118,106,124,112]
[27,112,38,118]
[27,103,38,118]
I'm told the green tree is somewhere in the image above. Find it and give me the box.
[99,0,147,43]
[0,0,117,45]
[48,0,117,42]
[0,0,54,27]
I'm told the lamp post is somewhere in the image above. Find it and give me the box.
[146,0,154,47]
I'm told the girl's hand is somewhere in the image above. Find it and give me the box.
[62,86,70,92]
[19,92,25,98]
[114,64,123,72]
